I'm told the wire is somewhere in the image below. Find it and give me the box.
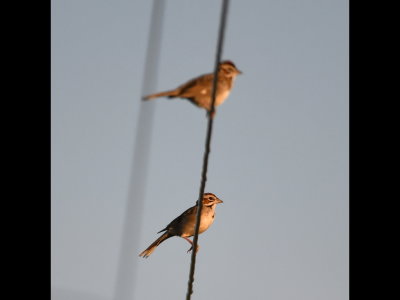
[185,1,230,299]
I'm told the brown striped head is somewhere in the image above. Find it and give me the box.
[219,60,242,77]
[201,193,223,206]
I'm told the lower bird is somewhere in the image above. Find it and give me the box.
[142,61,242,117]
[139,193,223,258]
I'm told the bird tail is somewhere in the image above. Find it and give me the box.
[142,89,179,101]
[139,232,171,258]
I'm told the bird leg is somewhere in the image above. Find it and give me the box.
[208,109,216,119]
[181,237,200,253]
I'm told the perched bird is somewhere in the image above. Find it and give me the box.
[143,60,242,116]
[139,193,223,258]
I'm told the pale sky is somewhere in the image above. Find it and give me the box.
[51,1,349,299]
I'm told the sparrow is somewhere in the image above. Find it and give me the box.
[139,193,223,258]
[143,61,242,116]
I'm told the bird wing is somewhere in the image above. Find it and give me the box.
[177,73,214,98]
[157,204,197,234]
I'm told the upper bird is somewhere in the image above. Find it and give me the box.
[139,193,223,258]
[143,60,242,116]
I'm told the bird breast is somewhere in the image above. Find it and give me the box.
[198,206,216,233]
[180,205,216,237]
[215,89,230,106]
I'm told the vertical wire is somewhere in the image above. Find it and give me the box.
[185,1,230,299]
[113,1,165,299]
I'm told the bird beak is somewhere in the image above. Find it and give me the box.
[216,199,223,204]
[237,69,243,75]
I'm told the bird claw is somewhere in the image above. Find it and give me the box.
[208,110,216,119]
[187,244,200,253]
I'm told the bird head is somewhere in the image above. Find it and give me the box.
[219,60,242,77]
[196,193,224,207]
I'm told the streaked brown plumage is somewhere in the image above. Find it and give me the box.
[143,61,242,114]
[139,193,223,258]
